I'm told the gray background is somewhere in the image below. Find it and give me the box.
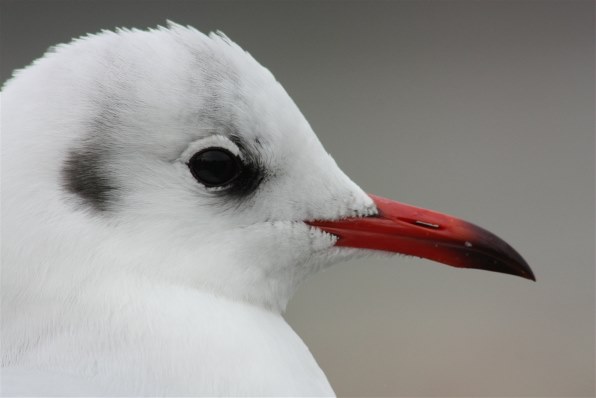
[1,0,594,396]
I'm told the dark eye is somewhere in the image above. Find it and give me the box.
[188,148,242,188]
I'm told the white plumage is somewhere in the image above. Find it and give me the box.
[1,24,374,396]
[1,22,534,396]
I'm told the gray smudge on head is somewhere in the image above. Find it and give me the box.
[190,44,243,138]
[62,143,116,212]
[185,43,269,202]
[61,94,124,212]
[61,31,263,213]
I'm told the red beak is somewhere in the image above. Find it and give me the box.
[307,194,535,281]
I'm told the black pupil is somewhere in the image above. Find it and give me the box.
[189,148,240,187]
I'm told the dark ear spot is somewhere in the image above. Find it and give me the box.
[62,146,116,212]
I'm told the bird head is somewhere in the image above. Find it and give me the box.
[2,23,533,313]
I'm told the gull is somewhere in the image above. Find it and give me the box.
[0,23,534,396]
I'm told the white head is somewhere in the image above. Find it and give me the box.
[2,23,533,321]
[2,23,376,313]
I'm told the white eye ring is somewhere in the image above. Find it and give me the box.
[179,135,243,164]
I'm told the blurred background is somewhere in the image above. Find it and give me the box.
[2,1,594,396]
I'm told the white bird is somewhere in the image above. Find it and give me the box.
[1,23,534,396]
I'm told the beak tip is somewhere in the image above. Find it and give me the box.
[475,256,535,282]
[516,269,536,282]
[523,263,536,281]
[506,251,536,282]
[522,267,537,282]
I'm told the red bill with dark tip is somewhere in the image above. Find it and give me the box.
[307,194,535,281]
